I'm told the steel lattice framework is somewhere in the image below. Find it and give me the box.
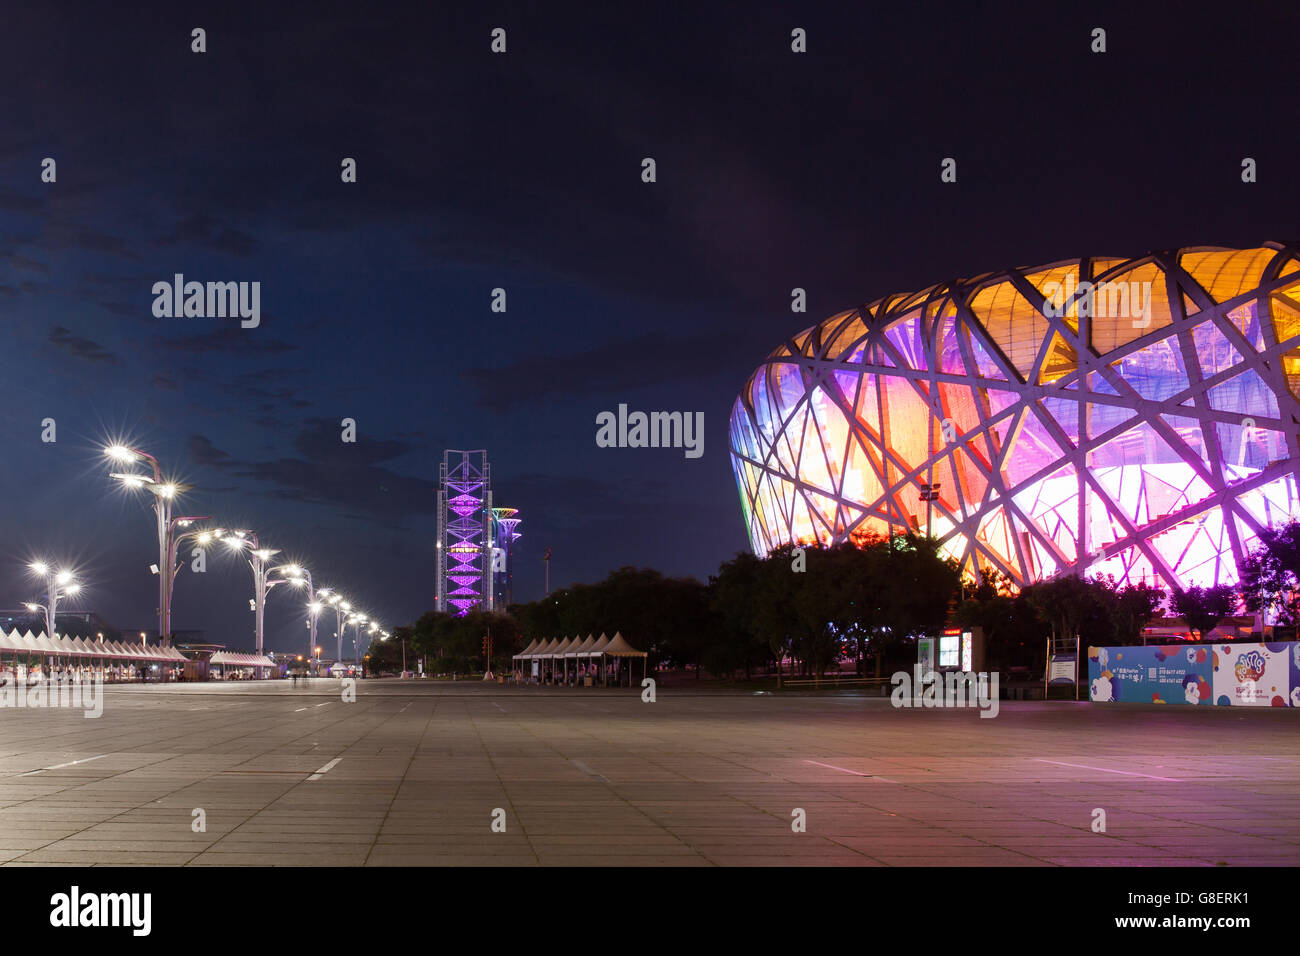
[729,242,1300,590]
[491,507,522,608]
[436,450,492,614]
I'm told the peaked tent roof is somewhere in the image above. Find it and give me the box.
[601,632,646,657]
[589,633,611,653]
[515,638,540,658]
[568,635,597,657]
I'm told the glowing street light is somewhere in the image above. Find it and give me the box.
[26,563,81,639]
[320,591,352,666]
[273,564,320,673]
[347,614,370,666]
[104,443,198,645]
[220,530,281,658]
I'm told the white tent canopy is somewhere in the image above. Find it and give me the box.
[210,651,276,668]
[0,630,190,661]
[509,632,645,685]
[602,631,647,658]
[566,635,596,658]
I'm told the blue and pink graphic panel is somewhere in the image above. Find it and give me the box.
[1087,641,1300,706]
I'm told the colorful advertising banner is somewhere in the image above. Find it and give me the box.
[1088,641,1300,707]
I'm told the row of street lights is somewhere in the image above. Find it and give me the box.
[96,443,389,668]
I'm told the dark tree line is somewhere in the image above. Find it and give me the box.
[373,533,963,680]
[367,520,1300,678]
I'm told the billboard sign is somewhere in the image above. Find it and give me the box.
[1088,641,1300,707]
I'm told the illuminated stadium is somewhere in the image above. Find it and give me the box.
[729,242,1300,589]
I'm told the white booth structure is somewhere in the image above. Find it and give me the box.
[512,631,647,686]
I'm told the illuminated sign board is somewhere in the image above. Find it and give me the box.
[938,635,959,668]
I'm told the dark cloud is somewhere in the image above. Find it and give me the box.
[291,419,415,465]
[462,332,726,411]
[156,326,297,354]
[189,434,232,467]
[0,251,48,273]
[0,190,43,214]
[155,214,260,257]
[40,224,136,259]
[48,325,121,364]
[184,421,430,529]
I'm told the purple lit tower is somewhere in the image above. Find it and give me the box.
[436,450,492,614]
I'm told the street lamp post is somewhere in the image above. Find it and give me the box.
[323,594,351,670]
[275,565,318,675]
[106,445,196,646]
[347,614,369,666]
[161,518,220,645]
[26,563,80,640]
[219,531,281,657]
[363,623,380,677]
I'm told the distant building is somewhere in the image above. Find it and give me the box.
[0,609,121,640]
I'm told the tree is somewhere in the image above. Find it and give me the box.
[1240,521,1300,624]
[751,544,805,685]
[954,589,1028,671]
[1171,584,1237,641]
[511,566,710,675]
[708,552,770,679]
[846,534,961,677]
[1105,578,1165,645]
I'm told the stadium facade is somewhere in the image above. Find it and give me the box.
[729,242,1300,590]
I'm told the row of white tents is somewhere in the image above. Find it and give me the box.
[0,629,188,663]
[0,630,275,670]
[512,632,647,684]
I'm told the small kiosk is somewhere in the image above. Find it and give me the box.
[920,627,986,676]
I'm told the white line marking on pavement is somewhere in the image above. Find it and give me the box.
[491,702,505,711]
[800,764,894,785]
[21,754,107,776]
[1034,758,1182,781]
[308,758,342,781]
[806,759,868,776]
[315,702,329,708]
[571,759,608,782]
[294,707,308,712]
[399,702,411,712]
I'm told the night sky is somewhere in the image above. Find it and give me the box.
[1,2,1296,653]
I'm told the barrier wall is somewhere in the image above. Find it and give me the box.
[1087,641,1300,707]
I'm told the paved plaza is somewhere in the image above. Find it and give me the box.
[0,680,1297,866]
